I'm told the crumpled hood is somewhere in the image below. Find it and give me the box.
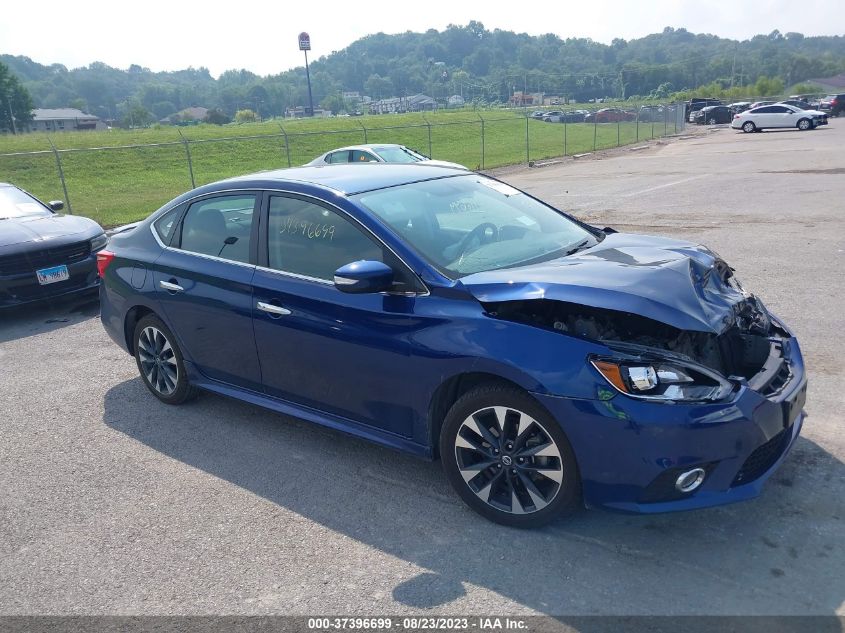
[457,233,752,334]
[0,214,101,251]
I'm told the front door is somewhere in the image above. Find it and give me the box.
[251,193,423,438]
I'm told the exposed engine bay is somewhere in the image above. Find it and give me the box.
[484,296,784,381]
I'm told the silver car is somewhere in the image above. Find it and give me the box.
[306,144,467,170]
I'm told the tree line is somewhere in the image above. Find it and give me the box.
[2,23,844,128]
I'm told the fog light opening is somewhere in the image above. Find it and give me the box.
[675,468,706,493]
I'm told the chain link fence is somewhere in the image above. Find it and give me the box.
[0,104,685,227]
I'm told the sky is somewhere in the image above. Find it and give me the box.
[2,0,843,78]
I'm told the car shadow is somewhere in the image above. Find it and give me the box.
[102,379,845,616]
[0,293,100,344]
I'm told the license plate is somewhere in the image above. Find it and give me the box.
[36,264,70,285]
[783,382,807,428]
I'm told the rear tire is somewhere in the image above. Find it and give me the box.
[133,314,199,405]
[440,384,580,527]
[742,121,756,133]
[708,117,717,125]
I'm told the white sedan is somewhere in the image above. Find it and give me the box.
[731,104,828,133]
[306,144,467,169]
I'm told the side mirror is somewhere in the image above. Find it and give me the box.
[602,226,618,234]
[333,260,394,294]
[48,200,64,211]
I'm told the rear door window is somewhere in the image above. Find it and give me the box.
[176,194,256,264]
[327,151,349,164]
[350,150,378,163]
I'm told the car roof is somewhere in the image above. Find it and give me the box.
[324,144,404,153]
[219,163,469,196]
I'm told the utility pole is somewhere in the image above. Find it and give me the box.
[298,32,315,116]
[730,43,738,89]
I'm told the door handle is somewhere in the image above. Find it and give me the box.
[257,301,291,316]
[159,280,184,293]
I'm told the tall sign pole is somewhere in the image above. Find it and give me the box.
[299,32,315,117]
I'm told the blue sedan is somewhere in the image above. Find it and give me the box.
[98,164,807,527]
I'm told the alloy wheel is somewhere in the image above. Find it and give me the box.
[137,326,179,395]
[454,406,563,515]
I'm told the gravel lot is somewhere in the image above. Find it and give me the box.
[1,122,843,617]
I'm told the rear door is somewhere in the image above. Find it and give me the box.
[153,192,262,391]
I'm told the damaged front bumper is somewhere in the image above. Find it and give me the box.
[533,334,807,514]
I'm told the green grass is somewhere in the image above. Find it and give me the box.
[0,109,680,227]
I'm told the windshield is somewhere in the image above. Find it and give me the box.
[373,146,424,163]
[0,187,51,220]
[354,175,600,278]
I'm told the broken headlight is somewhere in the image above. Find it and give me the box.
[591,358,733,402]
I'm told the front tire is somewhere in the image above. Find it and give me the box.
[440,384,580,527]
[797,118,812,131]
[133,314,198,405]
[742,121,756,133]
[708,117,717,125]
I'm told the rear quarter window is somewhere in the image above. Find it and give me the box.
[153,206,183,245]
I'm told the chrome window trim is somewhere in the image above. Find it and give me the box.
[255,265,333,286]
[264,189,429,296]
[162,246,257,270]
[147,185,430,296]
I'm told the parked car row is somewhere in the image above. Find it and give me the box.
[689,99,832,130]
[532,108,662,124]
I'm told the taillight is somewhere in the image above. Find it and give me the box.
[96,250,115,278]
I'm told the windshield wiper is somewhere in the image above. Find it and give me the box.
[561,238,593,257]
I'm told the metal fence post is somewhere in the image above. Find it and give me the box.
[636,108,640,141]
[357,121,368,144]
[46,136,72,214]
[593,112,598,151]
[423,115,433,158]
[664,106,668,136]
[525,110,530,164]
[563,116,567,156]
[674,104,679,134]
[617,118,621,146]
[476,113,485,170]
[277,123,292,167]
[177,129,196,189]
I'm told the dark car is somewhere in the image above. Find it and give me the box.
[99,164,807,527]
[693,105,733,125]
[686,98,722,121]
[819,94,844,116]
[0,183,107,308]
[778,99,814,111]
[637,106,665,122]
[584,108,635,123]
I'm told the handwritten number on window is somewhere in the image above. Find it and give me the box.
[278,216,335,240]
